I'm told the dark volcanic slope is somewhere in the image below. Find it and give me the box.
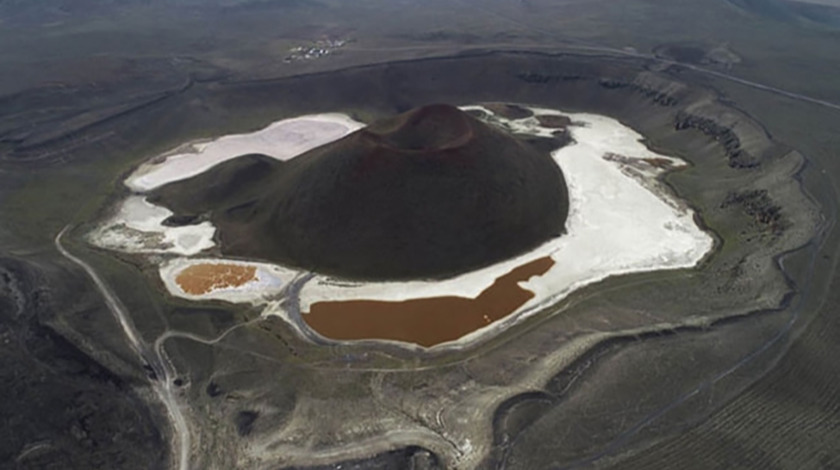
[152,104,569,279]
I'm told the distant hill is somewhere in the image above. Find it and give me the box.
[151,104,570,280]
[727,0,840,27]
[0,0,321,24]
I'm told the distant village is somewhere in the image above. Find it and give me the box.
[283,38,349,63]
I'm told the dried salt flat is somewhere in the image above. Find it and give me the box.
[125,113,365,192]
[90,113,363,266]
[159,258,298,304]
[87,196,216,256]
[295,106,713,319]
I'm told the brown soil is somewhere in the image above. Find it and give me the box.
[536,115,572,128]
[303,256,555,347]
[643,157,675,169]
[482,102,534,120]
[175,263,257,295]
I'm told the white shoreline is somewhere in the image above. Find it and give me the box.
[125,113,365,192]
[87,196,216,256]
[88,113,365,257]
[89,105,714,349]
[159,258,298,305]
[296,107,712,316]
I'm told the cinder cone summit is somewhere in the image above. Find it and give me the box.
[152,104,570,279]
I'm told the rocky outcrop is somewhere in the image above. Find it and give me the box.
[721,189,787,235]
[675,111,760,168]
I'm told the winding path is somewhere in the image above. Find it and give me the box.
[55,227,191,470]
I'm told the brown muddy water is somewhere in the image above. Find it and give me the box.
[303,256,555,347]
[175,263,257,295]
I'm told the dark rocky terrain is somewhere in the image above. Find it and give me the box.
[0,258,165,470]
